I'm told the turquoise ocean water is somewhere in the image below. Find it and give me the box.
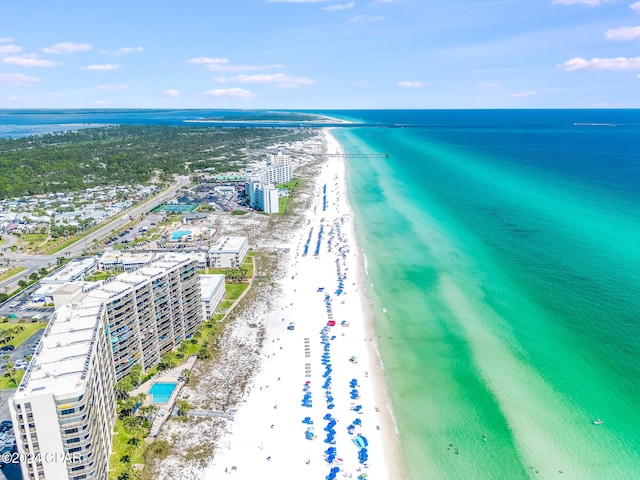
[326,110,640,479]
[2,109,639,478]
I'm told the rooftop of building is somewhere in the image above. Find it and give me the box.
[200,274,225,299]
[40,258,96,285]
[208,236,248,254]
[99,251,156,264]
[14,252,199,399]
[13,304,104,399]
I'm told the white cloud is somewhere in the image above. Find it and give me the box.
[0,96,31,102]
[551,0,605,5]
[92,100,109,106]
[323,2,354,11]
[101,46,144,55]
[98,84,128,91]
[42,42,91,54]
[207,63,284,72]
[605,26,640,41]
[0,38,14,43]
[632,1,640,13]
[2,55,59,67]
[508,91,537,97]
[478,82,501,88]
[213,76,228,83]
[349,14,384,22]
[203,88,254,98]
[189,57,283,73]
[0,45,22,55]
[235,73,315,88]
[82,64,120,71]
[163,89,180,97]
[558,56,640,71]
[397,81,425,87]
[187,57,229,65]
[0,73,41,86]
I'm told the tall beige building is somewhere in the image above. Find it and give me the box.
[10,304,116,480]
[10,253,203,479]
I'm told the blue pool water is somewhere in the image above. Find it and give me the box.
[148,382,178,404]
[171,230,191,241]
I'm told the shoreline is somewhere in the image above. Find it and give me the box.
[201,129,407,479]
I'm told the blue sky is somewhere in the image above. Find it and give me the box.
[1,0,639,109]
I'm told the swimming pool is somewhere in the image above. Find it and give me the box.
[171,230,192,241]
[148,382,178,404]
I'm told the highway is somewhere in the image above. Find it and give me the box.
[0,175,190,295]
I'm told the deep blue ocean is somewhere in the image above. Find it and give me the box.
[2,109,639,479]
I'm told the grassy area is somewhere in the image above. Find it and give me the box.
[225,283,248,301]
[0,369,25,389]
[0,266,26,282]
[276,179,298,190]
[219,300,234,310]
[43,236,79,255]
[242,252,254,277]
[0,322,46,348]
[109,420,149,480]
[86,271,112,282]
[279,196,291,214]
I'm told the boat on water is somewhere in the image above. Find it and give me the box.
[593,418,603,425]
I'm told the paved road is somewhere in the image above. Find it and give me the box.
[0,175,190,294]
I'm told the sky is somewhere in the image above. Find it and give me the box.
[0,0,639,109]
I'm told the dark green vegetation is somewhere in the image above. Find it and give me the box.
[0,125,316,198]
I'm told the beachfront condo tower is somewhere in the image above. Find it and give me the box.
[9,304,117,480]
[9,253,203,479]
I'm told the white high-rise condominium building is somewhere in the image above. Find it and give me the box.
[255,184,280,214]
[10,304,116,480]
[9,253,203,479]
[245,153,292,212]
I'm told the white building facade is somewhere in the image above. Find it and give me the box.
[255,184,280,214]
[244,153,292,213]
[200,274,225,320]
[10,304,117,480]
[208,237,249,269]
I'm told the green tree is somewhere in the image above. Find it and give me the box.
[158,353,174,371]
[197,344,212,360]
[177,401,191,416]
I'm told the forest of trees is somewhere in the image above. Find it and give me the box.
[0,125,315,199]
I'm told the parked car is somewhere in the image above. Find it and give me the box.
[0,345,15,352]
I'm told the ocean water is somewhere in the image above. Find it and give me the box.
[329,110,640,479]
[2,109,639,478]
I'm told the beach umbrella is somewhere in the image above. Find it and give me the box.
[353,418,361,425]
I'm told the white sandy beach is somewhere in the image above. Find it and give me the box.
[201,130,405,479]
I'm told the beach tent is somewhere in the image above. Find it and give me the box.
[327,320,336,326]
